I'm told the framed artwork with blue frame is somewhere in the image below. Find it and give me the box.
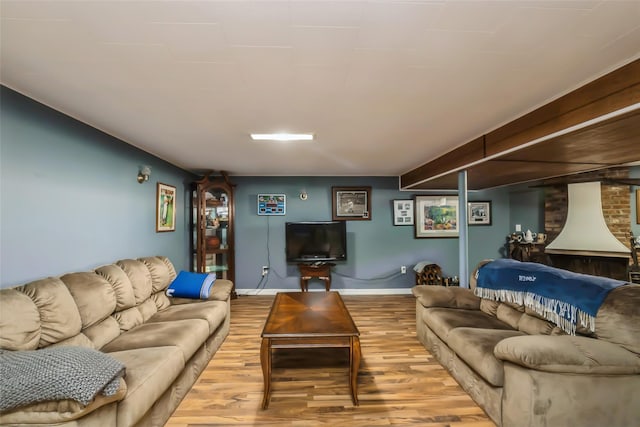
[257,194,286,215]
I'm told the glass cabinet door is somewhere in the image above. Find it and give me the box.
[201,188,229,276]
[191,172,236,297]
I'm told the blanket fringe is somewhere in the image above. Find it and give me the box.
[474,287,595,335]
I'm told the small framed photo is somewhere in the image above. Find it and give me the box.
[156,183,176,232]
[415,195,459,238]
[393,200,414,225]
[468,201,492,226]
[332,186,371,221]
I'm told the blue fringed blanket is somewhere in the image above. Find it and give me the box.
[475,259,627,335]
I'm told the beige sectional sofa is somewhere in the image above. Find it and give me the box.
[413,260,640,427]
[0,256,233,426]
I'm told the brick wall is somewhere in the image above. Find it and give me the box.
[544,167,631,249]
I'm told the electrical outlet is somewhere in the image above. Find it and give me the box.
[261,266,269,276]
[401,265,407,274]
[515,224,522,232]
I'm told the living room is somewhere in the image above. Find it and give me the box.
[2,84,639,292]
[2,2,640,426]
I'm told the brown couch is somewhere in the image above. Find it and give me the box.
[413,260,640,427]
[0,256,232,426]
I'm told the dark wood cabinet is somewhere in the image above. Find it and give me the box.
[508,241,549,265]
[297,263,335,291]
[191,171,236,298]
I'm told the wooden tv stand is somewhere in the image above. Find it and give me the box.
[297,263,335,291]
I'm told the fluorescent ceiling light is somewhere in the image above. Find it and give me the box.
[251,133,314,141]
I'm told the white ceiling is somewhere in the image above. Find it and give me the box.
[2,1,639,177]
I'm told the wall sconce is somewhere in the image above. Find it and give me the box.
[137,165,151,183]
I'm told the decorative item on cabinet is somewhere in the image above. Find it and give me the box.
[191,170,237,298]
[507,234,549,265]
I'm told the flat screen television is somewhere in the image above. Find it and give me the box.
[285,221,347,262]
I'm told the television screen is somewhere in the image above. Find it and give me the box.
[285,221,347,262]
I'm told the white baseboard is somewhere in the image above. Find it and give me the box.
[236,288,413,296]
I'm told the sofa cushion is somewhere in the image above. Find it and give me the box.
[107,346,184,427]
[595,284,640,354]
[61,272,117,329]
[151,291,172,311]
[0,289,40,351]
[496,303,523,329]
[101,319,210,363]
[423,307,514,342]
[447,327,525,386]
[139,256,175,292]
[169,279,234,305]
[83,317,121,349]
[0,378,126,425]
[479,298,499,317]
[495,335,640,374]
[116,259,153,305]
[137,298,159,322]
[148,300,227,334]
[18,278,83,348]
[95,264,137,311]
[113,307,144,332]
[49,333,95,349]
[517,313,565,336]
[412,286,481,310]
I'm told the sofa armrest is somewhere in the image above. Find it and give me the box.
[495,335,640,375]
[169,279,233,305]
[412,285,481,310]
[205,279,233,301]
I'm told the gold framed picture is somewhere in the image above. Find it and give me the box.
[415,195,459,238]
[156,182,176,232]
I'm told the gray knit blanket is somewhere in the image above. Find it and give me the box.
[0,347,125,412]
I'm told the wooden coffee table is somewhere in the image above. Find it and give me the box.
[260,291,361,409]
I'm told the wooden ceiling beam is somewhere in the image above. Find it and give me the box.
[401,58,640,190]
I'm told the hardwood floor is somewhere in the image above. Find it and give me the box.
[165,294,495,427]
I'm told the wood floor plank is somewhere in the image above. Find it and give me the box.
[165,294,495,426]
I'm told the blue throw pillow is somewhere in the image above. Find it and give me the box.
[166,271,217,299]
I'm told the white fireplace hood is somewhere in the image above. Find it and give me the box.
[545,182,631,258]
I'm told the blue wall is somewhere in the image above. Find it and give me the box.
[508,186,545,236]
[233,176,510,292]
[0,87,195,287]
[4,87,636,291]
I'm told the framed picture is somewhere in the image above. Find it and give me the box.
[156,182,176,232]
[415,195,459,238]
[332,186,371,221]
[393,199,414,225]
[468,201,492,226]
